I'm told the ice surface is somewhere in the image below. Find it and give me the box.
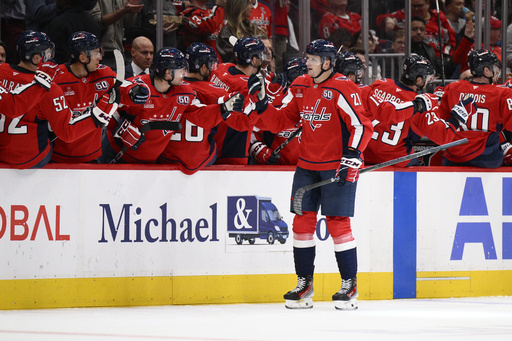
[0,297,511,340]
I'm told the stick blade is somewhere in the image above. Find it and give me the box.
[113,49,125,83]
[293,188,306,215]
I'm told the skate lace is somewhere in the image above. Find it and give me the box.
[339,279,353,294]
[291,277,307,293]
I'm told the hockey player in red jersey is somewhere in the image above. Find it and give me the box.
[100,47,244,164]
[0,30,115,169]
[249,57,307,165]
[51,31,119,163]
[158,43,227,174]
[439,49,512,168]
[209,36,267,165]
[250,39,373,310]
[364,54,476,167]
[0,65,57,118]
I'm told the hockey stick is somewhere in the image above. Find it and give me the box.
[110,120,183,164]
[435,0,445,86]
[271,126,302,157]
[292,138,468,215]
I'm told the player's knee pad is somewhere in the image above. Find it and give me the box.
[292,211,317,235]
[326,216,356,251]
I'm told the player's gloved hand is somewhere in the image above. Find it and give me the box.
[433,86,445,102]
[34,60,59,91]
[220,92,244,119]
[249,141,281,165]
[248,73,268,113]
[90,91,119,127]
[271,72,287,88]
[501,142,512,166]
[129,84,150,104]
[450,95,476,125]
[114,119,145,150]
[335,148,363,183]
[412,93,438,114]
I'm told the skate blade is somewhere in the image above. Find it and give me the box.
[285,298,313,309]
[334,299,358,310]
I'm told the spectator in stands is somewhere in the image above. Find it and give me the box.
[124,0,179,52]
[0,41,6,64]
[1,0,26,64]
[181,0,225,60]
[250,0,272,38]
[410,16,441,78]
[216,0,261,63]
[326,28,353,51]
[24,0,57,33]
[318,0,361,39]
[452,16,502,76]
[125,36,154,78]
[376,0,457,62]
[48,0,102,64]
[444,0,466,36]
[89,0,144,70]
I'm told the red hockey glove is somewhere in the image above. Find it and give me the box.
[335,149,363,183]
[114,119,145,150]
[412,93,438,114]
[502,142,512,166]
[90,92,119,128]
[433,86,445,101]
[249,141,281,165]
[34,60,59,91]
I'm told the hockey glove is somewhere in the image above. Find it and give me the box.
[412,93,438,114]
[249,141,281,165]
[450,95,476,126]
[271,72,287,88]
[248,73,268,113]
[90,91,119,128]
[114,119,145,150]
[220,92,244,119]
[433,86,445,102]
[335,148,363,183]
[34,60,59,91]
[502,142,512,166]
[129,84,150,104]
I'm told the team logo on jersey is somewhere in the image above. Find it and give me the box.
[296,89,303,98]
[177,96,190,105]
[322,90,333,100]
[64,86,75,96]
[301,99,331,131]
[144,99,154,109]
[94,81,110,91]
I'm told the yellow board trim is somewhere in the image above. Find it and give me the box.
[2,270,511,310]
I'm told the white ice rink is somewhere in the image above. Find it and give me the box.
[1,297,511,341]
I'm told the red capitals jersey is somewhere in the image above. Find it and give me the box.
[376,10,456,57]
[318,11,362,38]
[0,81,48,118]
[106,74,224,163]
[159,77,227,174]
[364,78,458,166]
[439,80,512,164]
[250,1,272,38]
[209,63,260,164]
[52,64,116,162]
[452,36,502,73]
[257,73,373,171]
[181,5,224,60]
[0,63,97,168]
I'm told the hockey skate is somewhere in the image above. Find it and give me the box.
[332,277,358,310]
[284,275,314,309]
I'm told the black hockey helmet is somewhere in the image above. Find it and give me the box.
[67,31,102,61]
[468,49,500,77]
[233,37,265,66]
[284,57,307,83]
[16,30,55,63]
[304,39,337,66]
[153,47,188,78]
[401,53,435,86]
[185,42,218,73]
[334,51,365,81]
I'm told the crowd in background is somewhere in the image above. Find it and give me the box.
[1,0,512,171]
